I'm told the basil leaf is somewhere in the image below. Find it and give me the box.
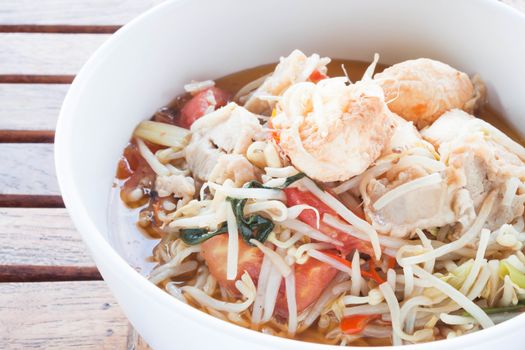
[227,196,274,245]
[244,214,274,242]
[243,180,266,189]
[180,222,228,245]
[179,197,275,246]
[280,172,306,188]
[243,172,305,190]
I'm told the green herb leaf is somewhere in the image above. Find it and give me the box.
[463,300,525,316]
[244,214,274,243]
[280,172,306,188]
[243,172,305,190]
[178,172,304,246]
[180,222,228,245]
[243,180,267,189]
[227,196,274,245]
[180,199,274,246]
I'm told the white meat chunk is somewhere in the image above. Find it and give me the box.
[362,116,462,237]
[382,114,436,158]
[374,58,485,129]
[209,154,259,187]
[155,174,195,204]
[271,77,395,182]
[242,49,330,115]
[185,102,264,183]
[422,109,525,230]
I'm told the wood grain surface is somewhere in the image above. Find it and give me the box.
[0,143,57,195]
[0,84,68,130]
[0,0,165,26]
[0,281,129,350]
[0,34,109,75]
[0,208,93,266]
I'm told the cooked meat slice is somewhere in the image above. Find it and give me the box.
[375,58,484,128]
[272,78,395,182]
[362,116,460,237]
[185,103,264,182]
[209,154,259,187]
[423,109,525,230]
[154,174,195,204]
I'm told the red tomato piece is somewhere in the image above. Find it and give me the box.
[274,257,337,317]
[119,142,155,205]
[201,233,337,319]
[201,234,263,296]
[178,87,231,129]
[284,188,373,256]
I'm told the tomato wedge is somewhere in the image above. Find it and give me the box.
[341,314,381,334]
[274,257,337,317]
[284,188,373,256]
[118,142,155,205]
[200,235,263,295]
[201,234,337,317]
[178,87,230,129]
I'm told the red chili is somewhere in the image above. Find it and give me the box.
[321,251,384,284]
[308,69,328,83]
[368,259,385,284]
[341,314,381,334]
[387,256,397,269]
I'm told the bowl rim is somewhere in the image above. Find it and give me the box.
[55,0,525,348]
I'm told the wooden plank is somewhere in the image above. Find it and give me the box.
[0,0,165,26]
[0,143,58,196]
[0,84,68,130]
[0,208,93,266]
[0,34,109,75]
[0,281,129,350]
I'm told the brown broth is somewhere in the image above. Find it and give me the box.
[212,59,388,93]
[113,58,523,347]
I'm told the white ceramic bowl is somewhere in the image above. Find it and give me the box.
[55,0,525,349]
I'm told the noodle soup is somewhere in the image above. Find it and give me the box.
[111,51,525,346]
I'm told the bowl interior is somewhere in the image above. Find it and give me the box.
[56,0,525,349]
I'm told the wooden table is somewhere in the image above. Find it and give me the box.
[0,1,523,349]
[0,1,165,348]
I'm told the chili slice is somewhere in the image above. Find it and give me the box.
[321,251,384,284]
[341,314,381,334]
